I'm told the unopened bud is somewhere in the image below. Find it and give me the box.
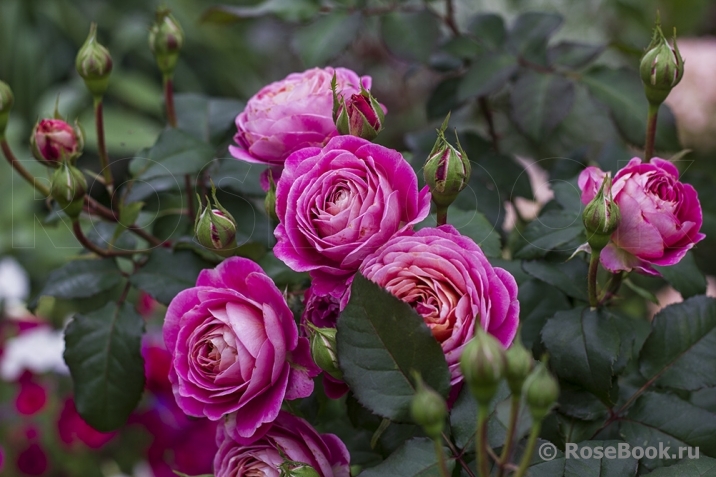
[332,76,384,141]
[308,325,342,380]
[195,185,237,257]
[424,114,470,208]
[582,174,620,252]
[523,361,559,422]
[505,334,533,396]
[51,163,87,218]
[76,23,113,99]
[0,80,13,138]
[410,371,447,439]
[459,326,506,406]
[265,169,278,222]
[30,119,84,166]
[640,16,684,106]
[149,7,184,77]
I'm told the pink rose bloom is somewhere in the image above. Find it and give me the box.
[163,257,319,441]
[230,67,370,170]
[274,135,431,296]
[31,118,82,164]
[579,158,705,275]
[214,411,350,477]
[359,225,520,385]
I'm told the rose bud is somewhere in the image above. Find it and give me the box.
[308,325,342,380]
[424,114,471,209]
[195,190,237,258]
[30,119,84,166]
[505,334,533,396]
[50,163,87,218]
[0,80,13,138]
[582,173,620,252]
[459,326,506,406]
[75,23,113,99]
[640,16,684,106]
[410,371,447,439]
[149,7,184,77]
[332,75,384,141]
[265,169,279,222]
[523,360,559,422]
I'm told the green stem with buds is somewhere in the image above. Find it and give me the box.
[1,139,50,196]
[513,422,542,477]
[644,103,659,161]
[434,438,451,477]
[588,249,601,308]
[436,205,448,226]
[94,97,114,194]
[496,395,521,477]
[476,404,490,477]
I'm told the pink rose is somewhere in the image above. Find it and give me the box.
[163,257,319,441]
[579,158,705,275]
[274,135,431,296]
[31,118,82,164]
[359,225,520,385]
[229,67,370,169]
[214,411,350,477]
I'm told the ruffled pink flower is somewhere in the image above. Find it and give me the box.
[163,257,319,441]
[579,158,705,275]
[230,67,370,169]
[214,411,350,477]
[32,119,81,163]
[359,225,520,385]
[274,135,431,296]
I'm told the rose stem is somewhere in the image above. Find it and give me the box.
[513,422,542,477]
[94,97,114,194]
[437,205,448,226]
[434,438,451,477]
[588,249,601,308]
[1,139,50,196]
[496,395,521,477]
[644,103,659,161]
[476,404,490,477]
[599,271,624,306]
[71,219,141,257]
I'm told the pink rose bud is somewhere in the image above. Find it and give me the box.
[31,119,83,165]
[640,15,684,105]
[332,75,384,140]
[424,114,471,208]
[194,185,237,257]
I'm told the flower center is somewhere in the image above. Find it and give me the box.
[195,326,237,377]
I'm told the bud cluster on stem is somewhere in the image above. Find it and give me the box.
[331,74,384,141]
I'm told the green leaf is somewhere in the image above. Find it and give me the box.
[36,259,123,300]
[457,51,518,100]
[548,42,604,69]
[380,11,440,63]
[360,437,455,477]
[175,93,244,145]
[510,72,575,141]
[582,66,681,151]
[119,202,144,229]
[522,259,589,301]
[130,128,215,180]
[294,12,362,67]
[415,209,501,258]
[621,392,716,470]
[541,307,621,405]
[526,441,637,477]
[449,382,511,449]
[129,248,212,305]
[643,456,716,476]
[468,13,507,50]
[336,275,451,422]
[507,12,563,66]
[64,302,145,431]
[653,252,707,300]
[427,77,463,120]
[200,0,321,23]
[639,296,716,391]
[624,279,660,305]
[518,279,571,350]
[514,210,584,260]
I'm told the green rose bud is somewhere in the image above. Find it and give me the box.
[459,326,506,406]
[523,361,559,422]
[75,23,113,99]
[308,325,342,380]
[149,7,184,77]
[424,114,471,209]
[582,173,620,252]
[332,75,384,141]
[505,334,533,396]
[195,185,237,257]
[410,371,447,439]
[640,16,684,106]
[265,169,278,222]
[0,80,13,139]
[51,163,87,218]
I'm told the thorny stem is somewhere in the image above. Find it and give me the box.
[1,139,50,196]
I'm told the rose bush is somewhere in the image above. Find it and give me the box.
[274,135,431,296]
[579,157,705,274]
[360,225,520,385]
[163,257,319,440]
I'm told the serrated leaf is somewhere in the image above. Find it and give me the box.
[129,248,212,305]
[415,209,501,258]
[36,259,123,300]
[175,93,244,145]
[514,210,584,260]
[457,51,518,100]
[360,437,455,477]
[130,128,215,180]
[507,12,563,66]
[541,307,621,405]
[294,12,361,67]
[653,252,707,300]
[522,259,588,301]
[639,296,716,391]
[510,72,575,141]
[548,42,604,69]
[380,11,440,63]
[468,13,506,50]
[336,275,450,422]
[64,302,145,431]
[518,279,571,350]
[201,0,321,23]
